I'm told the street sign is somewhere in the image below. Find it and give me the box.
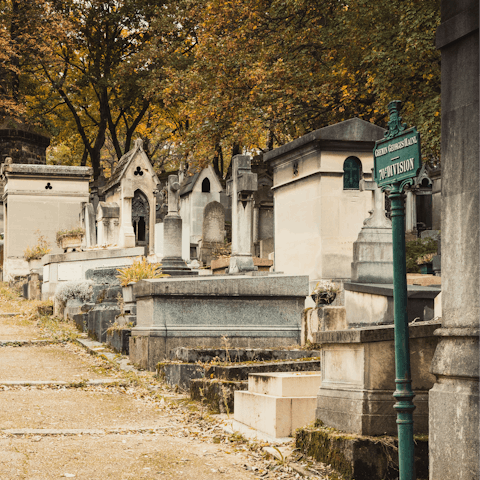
[374,127,421,188]
[373,100,419,480]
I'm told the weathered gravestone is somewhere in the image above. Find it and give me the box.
[199,201,225,266]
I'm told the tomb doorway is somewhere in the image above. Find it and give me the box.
[132,189,150,250]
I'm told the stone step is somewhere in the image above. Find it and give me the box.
[234,391,317,439]
[248,371,322,397]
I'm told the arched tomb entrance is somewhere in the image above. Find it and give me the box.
[132,189,150,249]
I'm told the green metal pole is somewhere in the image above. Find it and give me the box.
[389,182,416,480]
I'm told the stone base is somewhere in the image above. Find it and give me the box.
[316,388,429,436]
[295,425,429,480]
[106,329,131,355]
[315,322,439,436]
[228,254,256,274]
[87,303,121,343]
[302,307,347,345]
[344,282,441,327]
[191,379,247,414]
[129,334,302,371]
[160,256,198,276]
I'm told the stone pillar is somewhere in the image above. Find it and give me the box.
[227,155,258,274]
[119,179,135,248]
[81,203,96,247]
[429,3,479,479]
[405,190,417,233]
[161,175,197,276]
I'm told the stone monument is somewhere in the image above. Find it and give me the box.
[198,201,225,266]
[226,155,258,274]
[351,172,393,283]
[160,175,197,276]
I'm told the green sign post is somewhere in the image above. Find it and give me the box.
[373,100,421,480]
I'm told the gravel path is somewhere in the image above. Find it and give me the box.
[0,286,338,479]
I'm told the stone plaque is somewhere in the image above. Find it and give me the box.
[58,263,83,282]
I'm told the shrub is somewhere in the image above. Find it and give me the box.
[54,280,93,303]
[23,232,51,261]
[116,257,169,287]
[406,238,438,273]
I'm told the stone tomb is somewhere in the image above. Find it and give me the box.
[129,274,309,370]
[177,165,225,262]
[99,139,160,255]
[234,372,322,439]
[314,322,440,436]
[264,117,386,287]
[0,163,92,278]
[42,247,145,300]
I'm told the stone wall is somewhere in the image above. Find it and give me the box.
[0,129,49,165]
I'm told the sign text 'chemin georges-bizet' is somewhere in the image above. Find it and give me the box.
[373,128,421,187]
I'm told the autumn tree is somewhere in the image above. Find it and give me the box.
[160,0,440,172]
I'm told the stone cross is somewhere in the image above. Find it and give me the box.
[167,175,181,215]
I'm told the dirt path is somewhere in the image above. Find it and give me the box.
[0,284,337,480]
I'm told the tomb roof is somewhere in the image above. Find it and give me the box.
[101,139,159,195]
[0,163,92,178]
[264,118,386,163]
[179,172,200,196]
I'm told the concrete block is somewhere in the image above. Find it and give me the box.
[130,274,309,367]
[234,391,317,438]
[344,282,440,327]
[248,372,322,397]
[191,379,247,413]
[157,363,205,390]
[106,329,131,355]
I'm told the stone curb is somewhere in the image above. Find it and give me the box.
[1,427,172,436]
[0,380,126,387]
[74,337,137,372]
[0,340,66,347]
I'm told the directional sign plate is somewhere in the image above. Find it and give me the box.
[374,127,421,188]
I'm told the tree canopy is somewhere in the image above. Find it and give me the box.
[1,0,441,179]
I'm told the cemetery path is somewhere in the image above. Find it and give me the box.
[0,286,338,480]
[0,342,258,479]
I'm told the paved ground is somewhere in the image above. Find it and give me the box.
[0,285,337,479]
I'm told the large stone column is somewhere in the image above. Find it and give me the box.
[429,3,479,479]
[227,155,258,274]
